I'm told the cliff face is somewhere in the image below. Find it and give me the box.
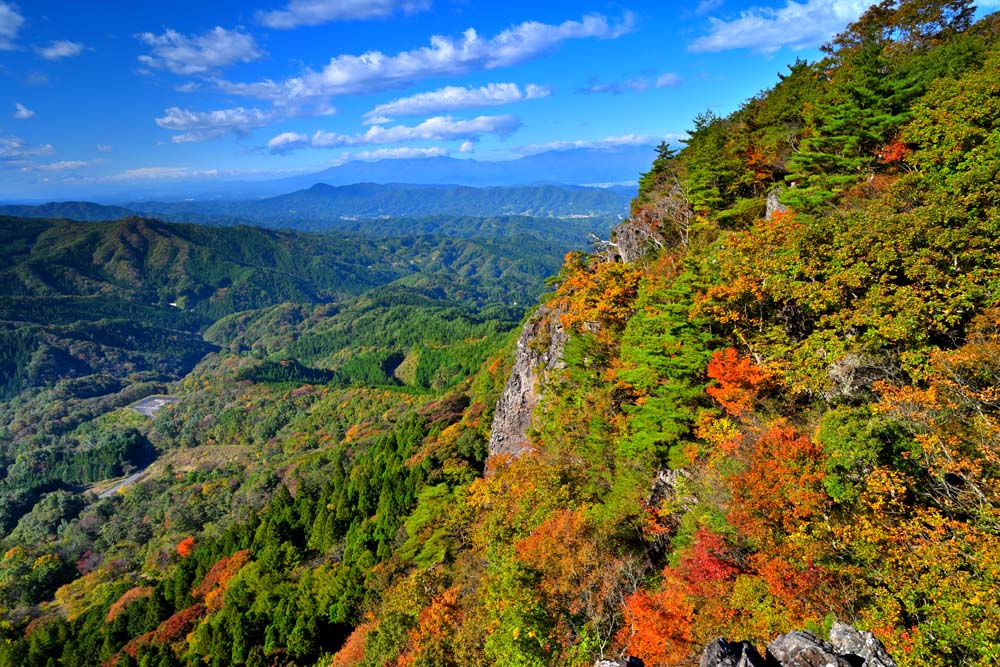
[486,304,566,470]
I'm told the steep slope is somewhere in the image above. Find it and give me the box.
[2,4,999,667]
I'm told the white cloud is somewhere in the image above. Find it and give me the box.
[97,143,113,152]
[579,77,648,95]
[267,114,521,153]
[24,160,95,172]
[0,1,24,51]
[515,133,667,155]
[690,0,869,53]
[175,82,200,93]
[459,140,474,153]
[217,12,634,102]
[155,106,285,143]
[137,27,263,75]
[37,40,84,60]
[656,72,681,87]
[364,82,549,123]
[111,166,220,181]
[0,135,54,164]
[258,0,430,29]
[266,132,309,153]
[13,102,33,119]
[332,146,449,164]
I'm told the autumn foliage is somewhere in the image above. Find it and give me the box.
[175,536,195,558]
[705,348,773,418]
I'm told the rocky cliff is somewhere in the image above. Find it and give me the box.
[486,304,566,471]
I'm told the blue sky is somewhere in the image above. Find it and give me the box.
[0,0,989,199]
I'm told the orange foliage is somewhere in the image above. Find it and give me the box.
[191,549,250,611]
[706,348,772,418]
[728,424,829,549]
[877,138,913,165]
[328,622,373,667]
[514,507,629,646]
[106,586,153,622]
[553,252,643,340]
[397,588,461,667]
[618,579,696,667]
[176,536,195,558]
[154,603,205,643]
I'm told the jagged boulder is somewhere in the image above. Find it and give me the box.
[699,624,895,667]
[700,638,766,667]
[486,305,566,471]
[765,630,855,667]
[828,622,895,667]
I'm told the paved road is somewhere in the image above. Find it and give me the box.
[98,468,148,499]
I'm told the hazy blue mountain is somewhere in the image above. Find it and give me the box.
[126,182,631,229]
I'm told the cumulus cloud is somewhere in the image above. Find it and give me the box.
[217,12,634,102]
[37,40,84,60]
[690,0,869,53]
[97,143,113,152]
[13,102,33,119]
[0,1,24,50]
[137,27,263,75]
[364,82,549,123]
[258,0,430,29]
[267,114,521,153]
[155,106,286,143]
[515,133,667,155]
[0,135,54,165]
[459,140,474,153]
[656,72,681,87]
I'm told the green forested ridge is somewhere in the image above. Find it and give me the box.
[3,3,1000,667]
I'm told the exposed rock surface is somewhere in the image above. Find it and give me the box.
[486,305,566,471]
[766,187,789,219]
[700,624,895,667]
[594,658,644,667]
[828,622,896,667]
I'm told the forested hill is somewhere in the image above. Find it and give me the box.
[3,3,1000,667]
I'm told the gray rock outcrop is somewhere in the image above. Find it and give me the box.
[700,638,766,667]
[699,624,895,667]
[828,622,895,667]
[766,187,789,220]
[486,305,566,472]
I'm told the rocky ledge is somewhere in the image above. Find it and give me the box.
[597,623,895,667]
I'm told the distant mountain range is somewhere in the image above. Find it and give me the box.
[0,182,633,233]
[257,147,654,195]
[0,146,655,203]
[126,182,632,229]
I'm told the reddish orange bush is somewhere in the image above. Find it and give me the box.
[106,586,153,622]
[176,536,195,558]
[706,348,772,417]
[618,581,696,667]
